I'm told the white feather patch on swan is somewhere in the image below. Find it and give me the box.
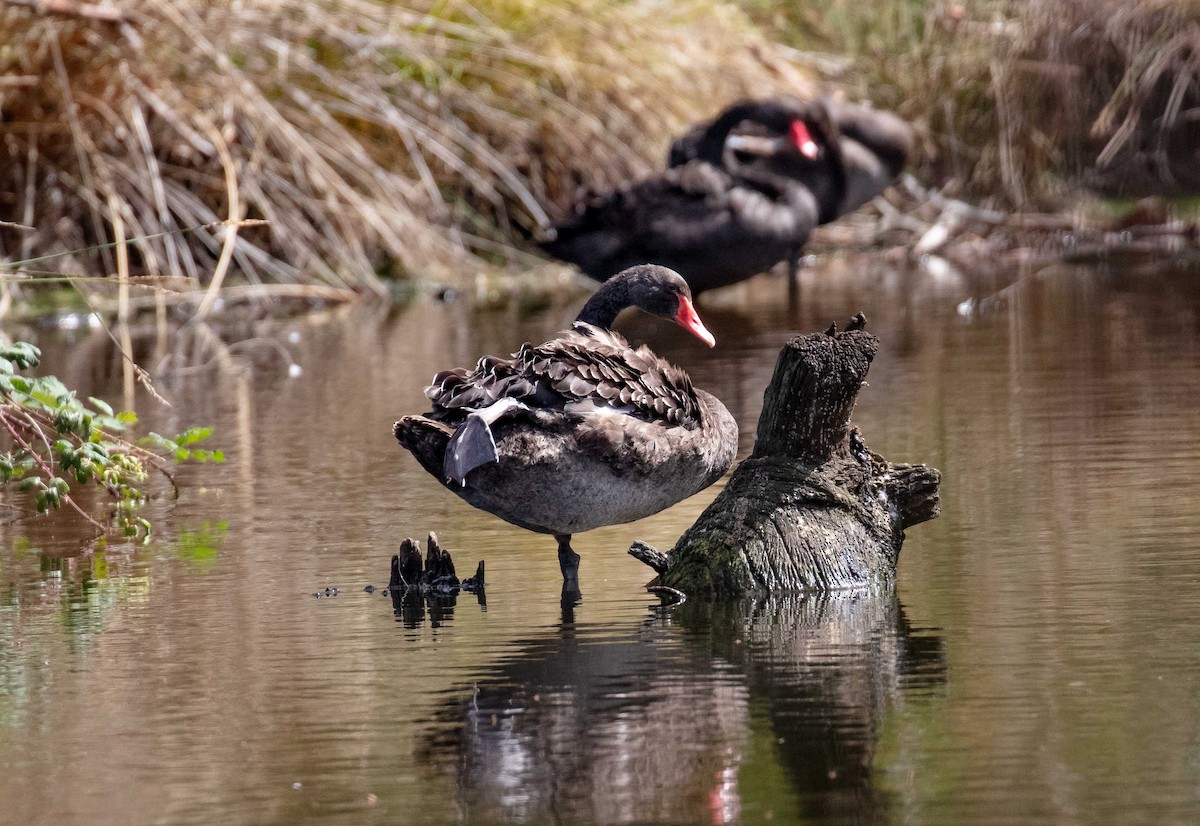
[445,398,529,486]
[466,396,528,424]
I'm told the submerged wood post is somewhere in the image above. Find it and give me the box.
[630,315,940,596]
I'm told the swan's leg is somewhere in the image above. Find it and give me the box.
[561,579,581,620]
[786,252,802,308]
[555,534,581,582]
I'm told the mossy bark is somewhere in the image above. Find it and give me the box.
[631,322,941,596]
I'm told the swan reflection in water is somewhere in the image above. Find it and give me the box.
[413,592,946,825]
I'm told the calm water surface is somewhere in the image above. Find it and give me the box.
[1,254,1199,824]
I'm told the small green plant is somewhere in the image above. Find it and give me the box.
[0,341,223,539]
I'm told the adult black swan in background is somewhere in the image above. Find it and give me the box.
[669,96,914,223]
[539,101,844,294]
[394,265,738,583]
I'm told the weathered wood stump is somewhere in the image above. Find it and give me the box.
[390,532,485,594]
[630,315,941,596]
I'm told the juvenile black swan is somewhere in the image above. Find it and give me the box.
[540,102,842,294]
[394,265,738,582]
[669,96,913,223]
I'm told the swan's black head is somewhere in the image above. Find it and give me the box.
[710,97,846,222]
[682,97,841,171]
[576,265,715,347]
[737,98,838,163]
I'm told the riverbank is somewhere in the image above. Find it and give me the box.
[1,0,1197,319]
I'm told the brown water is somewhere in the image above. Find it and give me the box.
[2,254,1200,825]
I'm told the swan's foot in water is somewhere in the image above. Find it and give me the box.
[786,254,802,310]
[561,580,581,622]
[556,534,581,582]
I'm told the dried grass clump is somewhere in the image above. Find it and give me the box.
[0,0,810,301]
[1019,0,1200,198]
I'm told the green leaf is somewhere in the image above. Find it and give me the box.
[176,426,215,447]
[32,388,62,408]
[0,343,40,370]
[0,341,219,536]
[36,376,71,399]
[88,397,114,416]
[93,415,127,432]
[83,443,110,460]
[140,432,176,451]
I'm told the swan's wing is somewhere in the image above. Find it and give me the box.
[424,323,702,429]
[531,324,703,427]
[639,166,816,251]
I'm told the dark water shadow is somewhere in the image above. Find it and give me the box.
[390,586,486,629]
[414,591,946,825]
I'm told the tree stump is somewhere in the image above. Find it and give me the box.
[630,316,941,596]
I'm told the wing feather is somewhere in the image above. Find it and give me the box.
[422,322,702,428]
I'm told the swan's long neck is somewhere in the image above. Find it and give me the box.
[575,277,631,329]
[695,103,764,166]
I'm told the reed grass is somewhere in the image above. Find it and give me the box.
[0,0,811,303]
[1021,0,1200,198]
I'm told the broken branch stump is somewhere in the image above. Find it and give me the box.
[630,316,940,596]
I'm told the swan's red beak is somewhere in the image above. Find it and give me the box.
[790,120,820,160]
[675,296,716,347]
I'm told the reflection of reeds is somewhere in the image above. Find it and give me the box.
[0,0,810,295]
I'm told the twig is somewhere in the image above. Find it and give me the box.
[66,268,173,408]
[628,539,669,574]
[193,118,242,322]
[3,0,129,24]
[85,282,360,316]
[647,585,687,606]
[0,219,268,271]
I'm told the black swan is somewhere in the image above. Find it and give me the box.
[669,96,913,223]
[394,265,738,582]
[539,101,843,294]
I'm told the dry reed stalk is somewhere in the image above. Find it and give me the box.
[106,190,135,408]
